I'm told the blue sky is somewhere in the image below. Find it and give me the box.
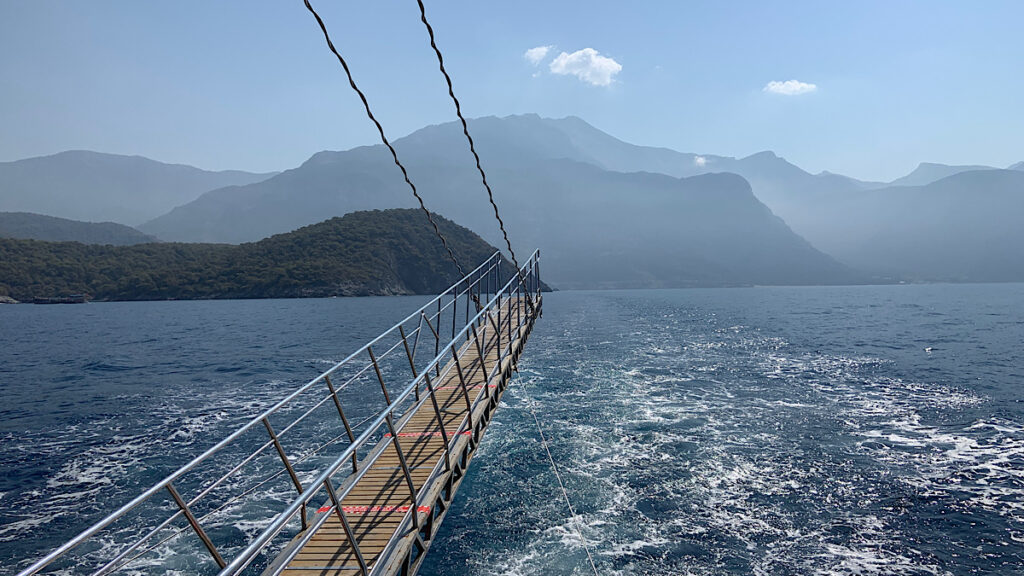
[1,1,1021,181]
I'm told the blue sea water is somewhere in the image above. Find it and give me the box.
[2,285,1023,575]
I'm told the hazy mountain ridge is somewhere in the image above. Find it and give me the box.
[484,116,1024,282]
[10,115,1019,285]
[0,212,158,245]
[889,162,997,187]
[811,169,1024,281]
[139,116,858,288]
[0,209,515,301]
[0,150,277,225]
[498,117,892,255]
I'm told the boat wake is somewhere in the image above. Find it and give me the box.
[419,292,1024,576]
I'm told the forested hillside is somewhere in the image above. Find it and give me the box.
[0,209,513,301]
[0,212,158,245]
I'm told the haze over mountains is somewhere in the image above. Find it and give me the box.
[137,115,858,288]
[515,116,1024,282]
[0,151,276,225]
[888,162,997,187]
[812,170,1024,280]
[3,114,1022,287]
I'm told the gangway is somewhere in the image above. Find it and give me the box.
[17,250,542,576]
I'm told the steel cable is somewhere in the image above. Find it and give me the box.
[302,0,467,278]
[414,0,536,312]
[520,373,600,576]
[415,0,519,270]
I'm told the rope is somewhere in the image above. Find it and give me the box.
[302,0,467,278]
[415,0,519,270]
[414,0,536,313]
[521,375,600,576]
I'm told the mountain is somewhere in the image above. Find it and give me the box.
[410,115,1024,282]
[479,162,859,289]
[810,170,1024,281]
[401,116,885,260]
[139,115,858,289]
[0,212,158,245]
[889,162,996,187]
[0,209,517,301]
[1010,161,1024,171]
[0,151,276,225]
[516,118,896,258]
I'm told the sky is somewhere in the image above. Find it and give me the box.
[1,1,1022,182]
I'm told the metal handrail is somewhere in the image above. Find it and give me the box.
[370,293,537,575]
[266,289,531,574]
[219,250,540,575]
[15,251,516,576]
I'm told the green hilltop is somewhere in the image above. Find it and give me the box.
[0,209,515,301]
[0,211,158,245]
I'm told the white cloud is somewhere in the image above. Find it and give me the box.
[763,79,817,96]
[549,48,622,86]
[694,156,707,167]
[524,46,553,66]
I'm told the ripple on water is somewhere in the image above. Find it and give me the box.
[421,290,1024,576]
[4,289,1024,575]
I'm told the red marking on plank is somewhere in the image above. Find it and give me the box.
[383,431,472,438]
[316,505,431,514]
[340,505,431,514]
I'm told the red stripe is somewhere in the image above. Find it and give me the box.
[435,384,497,391]
[383,431,472,438]
[317,505,431,515]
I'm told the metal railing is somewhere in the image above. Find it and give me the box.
[16,250,542,576]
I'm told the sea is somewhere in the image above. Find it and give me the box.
[1,284,1023,575]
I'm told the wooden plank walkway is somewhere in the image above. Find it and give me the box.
[269,296,538,576]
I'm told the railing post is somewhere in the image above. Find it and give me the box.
[496,292,502,364]
[517,275,522,333]
[534,254,540,295]
[323,477,368,576]
[451,287,457,342]
[449,346,475,433]
[384,414,420,530]
[435,300,442,377]
[166,483,226,569]
[422,370,453,471]
[421,311,442,379]
[263,417,308,531]
[368,346,390,405]
[325,375,359,474]
[470,322,490,383]
[399,325,420,401]
[411,314,424,368]
[533,260,538,296]
[490,307,505,363]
